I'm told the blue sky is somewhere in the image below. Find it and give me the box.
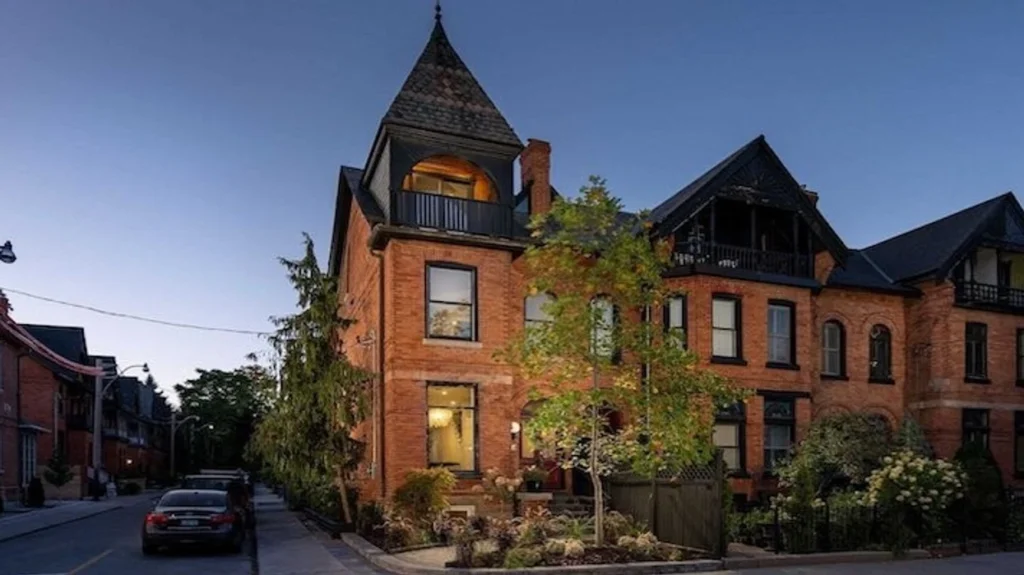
[2,1,1022,401]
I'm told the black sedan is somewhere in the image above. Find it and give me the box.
[141,489,246,554]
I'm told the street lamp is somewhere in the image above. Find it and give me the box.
[169,413,199,480]
[91,362,149,485]
[0,241,16,265]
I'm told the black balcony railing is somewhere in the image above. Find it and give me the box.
[393,189,513,237]
[955,280,1024,310]
[673,241,812,278]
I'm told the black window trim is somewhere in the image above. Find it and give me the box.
[964,321,990,384]
[1016,411,1024,478]
[715,401,747,477]
[1017,329,1024,387]
[762,395,796,474]
[424,262,478,341]
[711,293,746,365]
[962,408,990,450]
[766,299,799,370]
[425,381,480,478]
[820,319,848,381]
[868,324,895,385]
[663,293,688,350]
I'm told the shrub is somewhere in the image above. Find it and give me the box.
[954,442,1007,542]
[563,538,585,558]
[604,510,644,540]
[383,513,419,550]
[489,517,519,552]
[549,515,593,539]
[26,477,45,507]
[503,546,542,569]
[391,468,455,524]
[471,468,522,515]
[543,538,566,556]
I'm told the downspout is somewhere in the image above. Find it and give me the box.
[370,247,386,500]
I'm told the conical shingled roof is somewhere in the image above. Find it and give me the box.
[382,19,522,148]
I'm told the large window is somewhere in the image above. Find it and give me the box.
[1019,330,1024,386]
[525,293,554,330]
[712,295,742,361]
[427,384,477,473]
[965,322,988,381]
[591,297,615,358]
[821,320,846,378]
[714,402,745,472]
[1016,412,1024,477]
[426,264,476,340]
[763,397,794,472]
[962,408,990,449]
[767,301,795,366]
[664,295,687,349]
[402,155,497,202]
[869,324,893,382]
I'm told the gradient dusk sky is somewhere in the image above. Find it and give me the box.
[2,1,1023,402]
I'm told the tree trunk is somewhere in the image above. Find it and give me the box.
[338,478,354,525]
[591,366,605,546]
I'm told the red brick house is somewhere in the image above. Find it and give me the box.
[329,15,1024,509]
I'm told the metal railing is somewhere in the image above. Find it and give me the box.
[954,280,1024,310]
[673,241,812,278]
[392,189,512,237]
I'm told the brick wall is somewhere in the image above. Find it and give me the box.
[0,340,19,502]
[19,356,63,468]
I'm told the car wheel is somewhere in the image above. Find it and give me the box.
[142,542,158,555]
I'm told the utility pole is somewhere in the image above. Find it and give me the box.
[169,412,199,480]
[91,360,148,485]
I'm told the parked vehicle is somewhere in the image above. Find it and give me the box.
[181,474,254,526]
[141,490,245,554]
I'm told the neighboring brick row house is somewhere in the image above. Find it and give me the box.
[0,299,172,503]
[330,14,1024,509]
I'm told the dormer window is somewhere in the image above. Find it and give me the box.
[403,155,497,203]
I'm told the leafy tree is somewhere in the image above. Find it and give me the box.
[954,441,1007,541]
[174,366,274,470]
[249,233,370,524]
[44,451,74,493]
[896,414,934,457]
[777,412,895,497]
[500,177,743,544]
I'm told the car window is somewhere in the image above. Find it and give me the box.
[182,477,233,491]
[159,491,227,508]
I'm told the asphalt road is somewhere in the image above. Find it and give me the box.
[0,496,253,575]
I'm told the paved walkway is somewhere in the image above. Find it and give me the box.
[0,492,158,542]
[255,487,386,575]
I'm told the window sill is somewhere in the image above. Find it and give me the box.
[868,377,896,385]
[423,338,483,349]
[765,362,800,371]
[964,376,991,385]
[820,374,849,382]
[711,356,747,366]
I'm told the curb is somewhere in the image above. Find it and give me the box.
[0,504,126,543]
[721,549,932,570]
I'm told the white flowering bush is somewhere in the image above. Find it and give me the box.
[863,450,965,512]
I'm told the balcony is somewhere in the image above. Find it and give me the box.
[954,280,1024,312]
[672,241,813,278]
[392,189,512,237]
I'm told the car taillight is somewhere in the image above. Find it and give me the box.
[210,513,236,525]
[145,513,168,526]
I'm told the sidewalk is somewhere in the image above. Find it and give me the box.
[0,491,158,542]
[255,487,385,575]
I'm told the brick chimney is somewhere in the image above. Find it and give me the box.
[521,139,552,215]
[801,185,819,207]
[0,290,9,317]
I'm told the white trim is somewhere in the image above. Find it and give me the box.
[448,504,476,517]
[909,399,1024,411]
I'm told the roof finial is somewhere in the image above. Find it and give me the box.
[435,0,442,22]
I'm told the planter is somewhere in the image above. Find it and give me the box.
[525,480,544,493]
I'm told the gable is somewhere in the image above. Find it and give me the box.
[652,135,849,265]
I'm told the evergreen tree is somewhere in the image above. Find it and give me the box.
[44,450,74,493]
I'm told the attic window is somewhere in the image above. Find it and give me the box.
[403,156,497,202]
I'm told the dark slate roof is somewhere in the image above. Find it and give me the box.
[862,194,1010,282]
[826,250,917,294]
[382,20,522,148]
[117,376,141,413]
[649,138,755,224]
[22,325,88,378]
[342,166,385,223]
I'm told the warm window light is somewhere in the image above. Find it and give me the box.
[429,408,453,429]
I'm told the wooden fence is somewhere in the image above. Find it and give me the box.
[606,454,724,557]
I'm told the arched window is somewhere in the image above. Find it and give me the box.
[524,293,554,330]
[821,320,846,377]
[402,155,497,202]
[869,324,892,382]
